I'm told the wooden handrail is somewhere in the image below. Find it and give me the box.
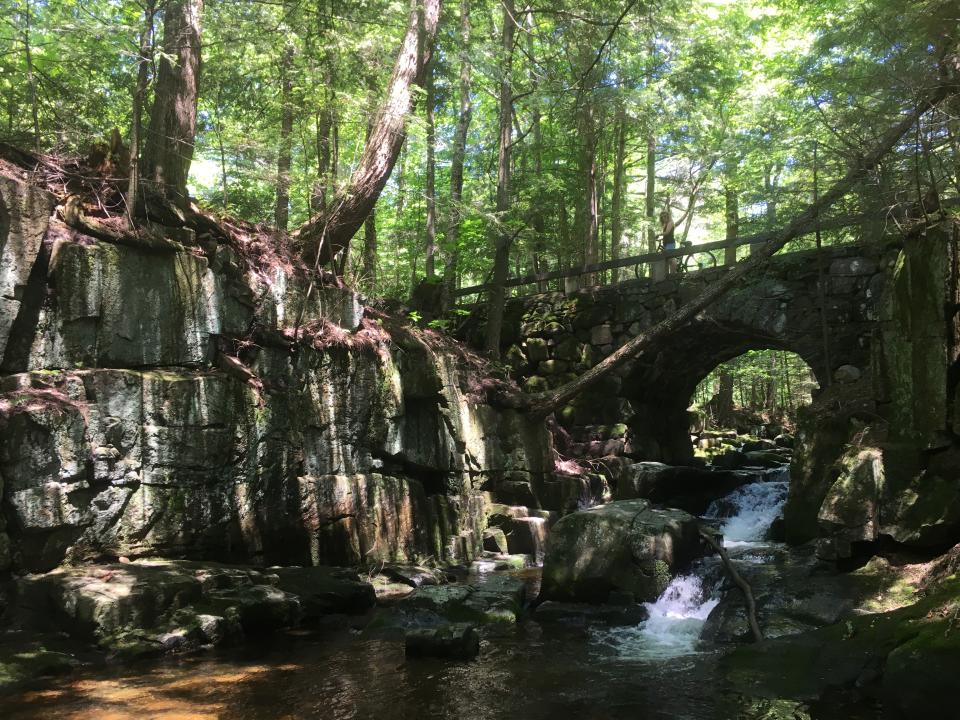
[453,200,958,298]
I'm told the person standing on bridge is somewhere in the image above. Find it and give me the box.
[660,203,677,275]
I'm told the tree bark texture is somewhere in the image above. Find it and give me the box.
[296,0,441,268]
[141,0,203,212]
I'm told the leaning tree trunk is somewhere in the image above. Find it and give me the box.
[491,82,957,416]
[483,0,514,359]
[141,0,203,213]
[295,0,441,268]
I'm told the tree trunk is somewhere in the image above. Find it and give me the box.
[295,0,441,268]
[424,55,438,279]
[363,209,377,292]
[128,0,156,221]
[20,0,40,152]
[141,0,203,213]
[483,0,514,359]
[443,0,472,300]
[724,176,739,265]
[274,42,295,231]
[645,133,656,254]
[610,104,627,283]
[764,163,780,228]
[491,88,952,416]
[577,103,599,283]
[715,372,734,427]
[216,89,228,209]
[526,7,547,293]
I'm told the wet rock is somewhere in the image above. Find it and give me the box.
[774,434,795,449]
[204,584,302,634]
[815,447,882,560]
[0,640,78,690]
[616,462,756,515]
[482,527,509,554]
[397,576,526,625]
[742,451,790,469]
[405,623,480,660]
[741,438,777,452]
[379,564,444,589]
[722,578,960,716]
[397,584,474,616]
[833,364,862,383]
[539,499,707,603]
[272,566,376,618]
[533,600,648,626]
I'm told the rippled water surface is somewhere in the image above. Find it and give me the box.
[2,472,797,720]
[2,622,732,720]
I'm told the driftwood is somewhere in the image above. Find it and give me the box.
[59,194,186,252]
[699,528,763,643]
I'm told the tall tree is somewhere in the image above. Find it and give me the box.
[443,0,472,300]
[296,0,441,268]
[127,0,157,220]
[274,41,295,231]
[141,0,203,212]
[610,103,628,282]
[484,0,515,358]
[424,56,438,279]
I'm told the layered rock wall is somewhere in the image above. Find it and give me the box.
[0,173,552,573]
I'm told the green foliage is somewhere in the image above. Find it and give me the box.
[2,0,955,302]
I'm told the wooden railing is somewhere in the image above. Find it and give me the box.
[451,203,954,302]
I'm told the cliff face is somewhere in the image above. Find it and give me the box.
[0,172,552,573]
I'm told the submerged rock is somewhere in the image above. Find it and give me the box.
[396,576,527,625]
[538,499,707,603]
[533,600,648,626]
[405,623,480,660]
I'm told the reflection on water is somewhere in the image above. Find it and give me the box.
[2,621,731,720]
[2,474,798,720]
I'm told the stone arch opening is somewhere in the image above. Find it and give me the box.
[621,318,824,464]
[689,349,818,448]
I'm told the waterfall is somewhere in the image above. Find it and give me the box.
[594,469,790,660]
[705,479,789,546]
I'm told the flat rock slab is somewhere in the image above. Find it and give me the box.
[12,560,376,654]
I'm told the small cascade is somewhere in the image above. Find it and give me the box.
[705,479,789,546]
[592,570,720,660]
[595,468,791,660]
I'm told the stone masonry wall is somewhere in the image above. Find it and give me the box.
[468,243,896,463]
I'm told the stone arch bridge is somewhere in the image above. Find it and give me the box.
[467,242,899,463]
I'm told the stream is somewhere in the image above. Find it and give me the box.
[2,467,794,720]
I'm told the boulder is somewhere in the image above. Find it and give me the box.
[482,527,509,554]
[272,566,376,618]
[405,623,480,660]
[833,364,862,383]
[539,499,706,603]
[616,462,756,515]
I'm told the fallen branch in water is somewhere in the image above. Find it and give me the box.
[699,528,763,643]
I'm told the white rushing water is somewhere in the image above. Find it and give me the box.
[595,473,790,660]
[705,480,789,546]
